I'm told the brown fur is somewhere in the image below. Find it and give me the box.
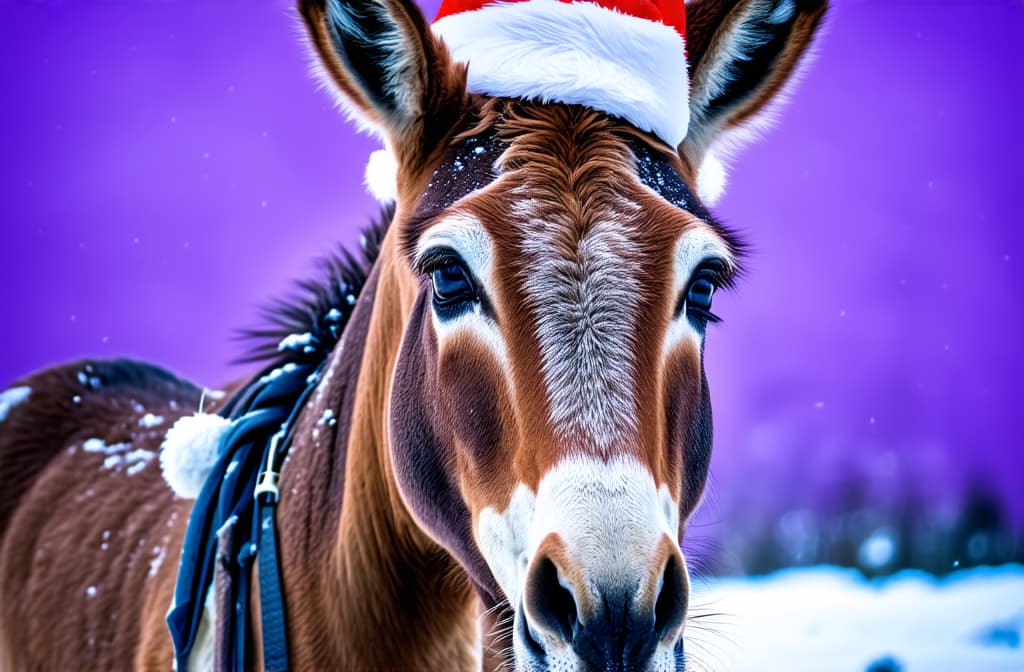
[0,1,826,669]
[413,100,723,507]
[272,248,479,670]
[0,360,215,670]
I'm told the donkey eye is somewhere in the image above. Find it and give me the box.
[431,262,476,305]
[678,272,721,325]
[687,278,715,310]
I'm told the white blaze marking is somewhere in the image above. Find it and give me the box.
[519,207,641,449]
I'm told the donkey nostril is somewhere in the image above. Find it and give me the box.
[517,603,547,659]
[525,556,579,642]
[654,553,688,641]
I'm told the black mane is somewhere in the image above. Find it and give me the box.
[236,204,393,368]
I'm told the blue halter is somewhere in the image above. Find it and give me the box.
[168,359,322,671]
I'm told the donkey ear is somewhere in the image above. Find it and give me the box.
[681,0,827,203]
[299,0,465,157]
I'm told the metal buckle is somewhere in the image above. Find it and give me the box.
[254,471,280,503]
[254,430,285,503]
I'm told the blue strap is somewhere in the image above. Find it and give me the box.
[257,502,289,671]
[168,360,318,672]
[249,367,324,671]
[232,538,256,672]
[168,409,283,671]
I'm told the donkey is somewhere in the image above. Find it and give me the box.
[0,0,826,669]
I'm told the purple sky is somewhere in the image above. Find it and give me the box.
[2,2,1022,529]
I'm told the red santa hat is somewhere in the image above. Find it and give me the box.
[432,0,691,147]
[363,0,691,202]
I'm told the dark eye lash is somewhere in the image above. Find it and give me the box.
[415,247,462,276]
[689,307,722,325]
[674,258,730,326]
[673,299,723,325]
[693,258,733,289]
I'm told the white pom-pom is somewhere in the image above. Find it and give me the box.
[160,413,231,499]
[364,148,398,203]
[696,148,728,206]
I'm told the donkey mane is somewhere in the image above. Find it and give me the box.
[235,204,394,368]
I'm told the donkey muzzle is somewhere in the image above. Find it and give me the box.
[484,456,689,671]
[519,532,688,670]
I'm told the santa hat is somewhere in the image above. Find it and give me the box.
[365,0,690,201]
[434,0,689,146]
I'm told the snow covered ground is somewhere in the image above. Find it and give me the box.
[687,565,1024,671]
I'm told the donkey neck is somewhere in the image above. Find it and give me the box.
[276,232,477,670]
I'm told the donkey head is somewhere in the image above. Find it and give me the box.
[300,0,825,669]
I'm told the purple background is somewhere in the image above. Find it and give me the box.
[2,1,1022,562]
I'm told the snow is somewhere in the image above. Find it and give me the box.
[0,385,31,422]
[278,332,315,353]
[123,450,155,475]
[85,586,97,598]
[148,545,167,577]
[77,365,101,389]
[83,438,154,475]
[859,529,897,569]
[82,437,131,455]
[217,514,239,537]
[689,565,1024,671]
[315,365,334,402]
[138,412,165,428]
[258,362,298,385]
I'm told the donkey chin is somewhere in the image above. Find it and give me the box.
[476,455,689,672]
